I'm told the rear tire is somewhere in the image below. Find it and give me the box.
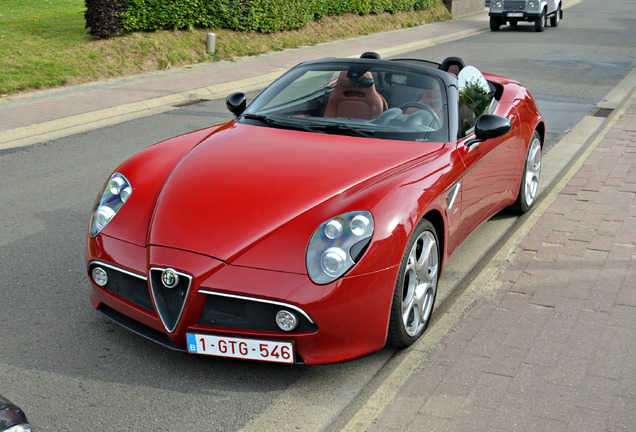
[550,7,561,27]
[387,219,439,347]
[511,131,542,214]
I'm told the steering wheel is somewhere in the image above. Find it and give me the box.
[398,102,442,128]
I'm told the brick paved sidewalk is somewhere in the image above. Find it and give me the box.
[368,102,636,430]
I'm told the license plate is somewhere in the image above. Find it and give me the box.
[186,333,295,364]
[507,12,523,17]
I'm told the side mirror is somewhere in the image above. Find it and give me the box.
[475,114,512,140]
[226,92,247,117]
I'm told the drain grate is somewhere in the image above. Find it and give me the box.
[590,107,613,118]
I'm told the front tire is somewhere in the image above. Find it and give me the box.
[387,219,439,347]
[511,131,542,214]
[535,10,547,32]
[490,16,502,31]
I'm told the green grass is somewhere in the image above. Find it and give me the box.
[0,0,451,96]
[1,0,89,92]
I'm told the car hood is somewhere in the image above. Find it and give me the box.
[148,123,442,263]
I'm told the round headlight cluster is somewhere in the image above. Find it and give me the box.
[89,173,133,238]
[306,211,374,284]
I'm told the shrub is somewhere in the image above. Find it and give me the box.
[231,0,316,32]
[122,0,232,31]
[85,0,127,38]
[85,0,442,38]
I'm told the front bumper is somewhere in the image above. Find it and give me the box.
[87,235,398,365]
[489,11,543,19]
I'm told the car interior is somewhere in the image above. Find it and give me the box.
[323,70,388,120]
[319,54,466,128]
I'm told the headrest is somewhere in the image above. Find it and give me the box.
[346,69,375,88]
[360,51,381,59]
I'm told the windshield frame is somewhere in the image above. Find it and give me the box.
[239,58,454,142]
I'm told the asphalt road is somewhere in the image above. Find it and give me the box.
[1,0,635,430]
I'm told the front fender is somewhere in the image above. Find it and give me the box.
[93,124,228,245]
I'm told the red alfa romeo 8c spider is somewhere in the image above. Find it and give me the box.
[86,54,544,364]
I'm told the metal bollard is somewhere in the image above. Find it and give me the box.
[206,32,216,57]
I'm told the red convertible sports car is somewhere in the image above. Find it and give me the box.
[86,54,544,365]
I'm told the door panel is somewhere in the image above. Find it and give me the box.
[455,106,521,242]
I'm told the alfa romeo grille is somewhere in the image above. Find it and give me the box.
[149,267,192,333]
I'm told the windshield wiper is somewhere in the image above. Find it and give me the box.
[241,113,286,127]
[242,114,374,138]
[302,122,375,138]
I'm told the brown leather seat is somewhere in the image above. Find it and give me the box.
[416,82,443,110]
[404,81,442,116]
[324,71,387,120]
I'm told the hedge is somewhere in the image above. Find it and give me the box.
[85,0,127,38]
[86,0,439,38]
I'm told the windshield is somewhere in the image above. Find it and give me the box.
[241,62,449,142]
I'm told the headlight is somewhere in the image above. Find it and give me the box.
[89,173,133,238]
[528,1,536,8]
[494,1,502,8]
[306,211,374,284]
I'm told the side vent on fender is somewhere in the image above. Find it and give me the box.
[446,182,461,211]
